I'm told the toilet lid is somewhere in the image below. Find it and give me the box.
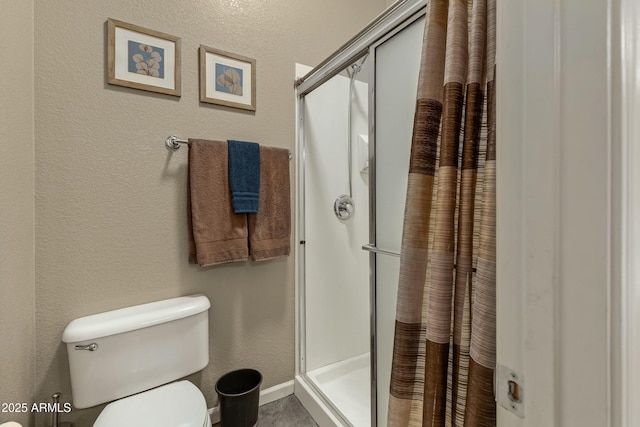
[93,380,208,427]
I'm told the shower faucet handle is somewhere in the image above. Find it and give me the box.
[334,195,355,220]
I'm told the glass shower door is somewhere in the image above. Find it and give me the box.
[295,9,427,426]
[372,16,425,427]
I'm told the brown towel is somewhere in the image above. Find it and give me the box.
[187,139,249,266]
[248,147,291,261]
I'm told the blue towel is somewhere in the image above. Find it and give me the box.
[227,140,261,213]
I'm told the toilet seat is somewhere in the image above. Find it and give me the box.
[93,380,210,427]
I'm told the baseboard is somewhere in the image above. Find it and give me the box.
[208,380,295,425]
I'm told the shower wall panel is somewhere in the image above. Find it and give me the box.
[303,68,371,372]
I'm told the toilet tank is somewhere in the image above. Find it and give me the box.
[62,294,210,409]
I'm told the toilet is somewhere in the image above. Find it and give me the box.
[61,294,212,427]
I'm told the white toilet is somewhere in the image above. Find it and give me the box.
[62,294,212,427]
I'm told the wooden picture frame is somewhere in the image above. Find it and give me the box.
[107,19,181,97]
[199,45,256,111]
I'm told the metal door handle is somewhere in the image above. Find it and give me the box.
[361,244,400,257]
[74,343,98,351]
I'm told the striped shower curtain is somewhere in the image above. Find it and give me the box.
[387,0,496,426]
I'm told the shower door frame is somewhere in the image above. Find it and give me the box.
[295,51,376,427]
[365,13,427,427]
[294,1,427,426]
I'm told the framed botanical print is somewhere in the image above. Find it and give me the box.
[199,45,256,111]
[107,19,181,96]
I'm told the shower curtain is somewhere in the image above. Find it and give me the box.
[388,0,496,426]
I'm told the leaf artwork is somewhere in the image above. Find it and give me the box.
[216,67,243,95]
[132,44,163,78]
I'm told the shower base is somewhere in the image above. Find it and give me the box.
[307,352,371,427]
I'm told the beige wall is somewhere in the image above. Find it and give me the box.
[33,0,385,426]
[0,0,36,426]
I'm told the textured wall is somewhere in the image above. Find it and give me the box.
[0,1,36,426]
[33,0,386,426]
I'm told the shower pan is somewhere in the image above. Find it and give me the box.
[294,1,427,426]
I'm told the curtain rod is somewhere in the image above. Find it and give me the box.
[165,135,292,160]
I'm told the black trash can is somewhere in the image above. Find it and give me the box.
[215,368,263,427]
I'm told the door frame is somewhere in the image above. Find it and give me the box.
[497,0,637,426]
[611,0,640,425]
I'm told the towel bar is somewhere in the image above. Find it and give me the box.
[165,135,293,160]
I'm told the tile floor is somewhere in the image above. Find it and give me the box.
[256,395,317,426]
[214,394,317,427]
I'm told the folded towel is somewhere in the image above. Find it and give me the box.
[188,139,249,266]
[227,140,261,213]
[248,146,291,261]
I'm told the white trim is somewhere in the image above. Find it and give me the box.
[496,0,560,424]
[208,400,220,424]
[260,380,294,406]
[609,0,640,425]
[208,380,295,425]
[617,1,640,426]
[294,376,342,427]
[259,380,296,406]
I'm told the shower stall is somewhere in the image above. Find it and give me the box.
[294,1,427,426]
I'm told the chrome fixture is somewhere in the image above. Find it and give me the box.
[333,55,368,221]
[50,392,73,427]
[333,195,355,220]
[74,343,98,351]
[361,244,401,257]
[165,135,293,159]
[165,135,187,150]
[334,194,355,220]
